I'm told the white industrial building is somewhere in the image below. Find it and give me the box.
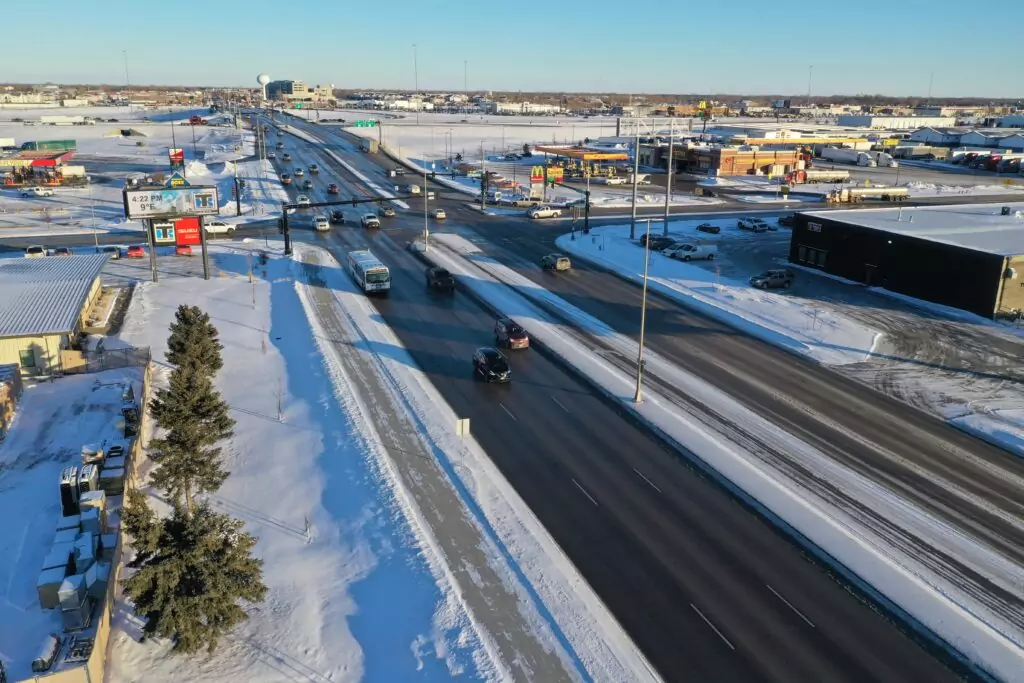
[837,115,956,130]
[488,101,562,115]
[907,127,964,145]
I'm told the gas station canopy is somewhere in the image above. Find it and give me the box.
[534,146,629,161]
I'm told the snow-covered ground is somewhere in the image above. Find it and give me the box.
[417,233,1024,682]
[0,368,141,681]
[104,242,655,682]
[699,174,1024,198]
[556,223,880,366]
[0,111,285,239]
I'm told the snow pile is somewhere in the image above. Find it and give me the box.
[556,224,881,366]
[420,233,1024,682]
[106,243,491,682]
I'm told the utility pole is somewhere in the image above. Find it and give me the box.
[807,65,814,106]
[423,163,430,250]
[629,121,640,239]
[927,71,934,103]
[412,44,420,125]
[479,141,486,211]
[122,50,131,111]
[634,219,652,403]
[663,117,673,236]
[233,161,242,216]
[464,60,468,93]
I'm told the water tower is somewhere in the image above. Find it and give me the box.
[257,73,271,102]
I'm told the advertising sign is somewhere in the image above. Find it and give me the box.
[124,185,220,219]
[152,221,176,244]
[174,216,202,246]
[529,166,565,184]
[168,148,184,171]
[530,166,544,183]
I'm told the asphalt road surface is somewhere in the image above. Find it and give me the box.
[278,120,971,682]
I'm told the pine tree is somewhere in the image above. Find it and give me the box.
[149,366,234,513]
[165,305,224,378]
[122,502,267,654]
[121,488,161,565]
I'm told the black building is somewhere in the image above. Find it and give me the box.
[789,204,1024,318]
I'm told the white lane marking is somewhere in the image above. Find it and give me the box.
[766,584,815,628]
[499,402,518,421]
[691,603,735,650]
[572,478,599,506]
[632,468,662,493]
[551,396,570,413]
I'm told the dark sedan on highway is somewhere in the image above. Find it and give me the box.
[473,347,510,383]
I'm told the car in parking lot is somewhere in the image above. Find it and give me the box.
[778,213,798,228]
[738,218,770,233]
[494,317,529,350]
[24,245,46,258]
[749,268,794,289]
[329,210,345,224]
[695,222,721,234]
[640,235,679,251]
[433,208,447,220]
[665,243,717,261]
[52,247,73,257]
[528,205,561,219]
[380,206,396,217]
[425,266,455,292]
[473,347,511,383]
[312,215,330,232]
[126,245,146,258]
[294,168,304,177]
[175,245,192,257]
[101,245,122,259]
[22,186,54,198]
[296,194,311,206]
[541,253,571,271]
[361,213,380,228]
[327,183,340,194]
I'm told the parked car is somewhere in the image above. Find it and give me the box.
[433,208,447,220]
[327,183,340,195]
[204,221,236,235]
[665,243,717,261]
[700,187,718,197]
[312,215,330,232]
[302,179,313,190]
[473,347,511,383]
[282,153,292,162]
[101,245,121,259]
[294,168,304,177]
[426,266,455,292]
[738,218,770,233]
[777,214,798,228]
[695,222,721,234]
[126,245,146,258]
[641,236,679,251]
[296,194,311,206]
[541,253,571,271]
[329,210,345,224]
[267,152,276,159]
[175,245,193,257]
[22,186,54,198]
[52,247,73,257]
[361,213,380,228]
[24,245,46,258]
[494,317,529,350]
[749,268,794,289]
[309,164,319,174]
[380,206,396,217]
[528,205,562,219]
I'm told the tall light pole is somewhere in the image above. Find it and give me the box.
[629,120,641,239]
[412,44,420,125]
[423,162,430,250]
[634,219,652,403]
[480,140,486,212]
[122,50,131,111]
[464,60,468,93]
[663,117,673,236]
[806,65,814,106]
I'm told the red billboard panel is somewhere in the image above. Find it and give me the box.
[174,216,201,246]
[169,147,184,170]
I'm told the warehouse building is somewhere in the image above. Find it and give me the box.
[790,203,1024,318]
[0,254,107,374]
[641,143,799,176]
[837,115,956,130]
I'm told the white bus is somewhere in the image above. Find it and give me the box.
[348,250,391,294]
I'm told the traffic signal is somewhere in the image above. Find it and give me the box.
[277,217,284,234]
[351,198,358,206]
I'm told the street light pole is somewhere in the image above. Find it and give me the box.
[480,140,486,212]
[412,44,420,125]
[122,50,131,111]
[634,219,652,403]
[663,117,674,236]
[629,120,641,239]
[423,163,429,251]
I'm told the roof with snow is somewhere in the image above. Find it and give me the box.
[0,254,107,338]
[803,202,1024,257]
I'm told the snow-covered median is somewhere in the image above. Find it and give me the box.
[557,224,882,366]
[418,233,1024,682]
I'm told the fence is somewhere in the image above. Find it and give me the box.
[62,346,151,376]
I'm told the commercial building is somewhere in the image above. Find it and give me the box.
[641,143,799,177]
[837,115,956,130]
[0,255,108,374]
[266,79,333,104]
[790,203,1024,318]
[488,101,562,115]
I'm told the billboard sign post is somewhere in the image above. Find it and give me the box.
[168,148,185,172]
[124,185,219,219]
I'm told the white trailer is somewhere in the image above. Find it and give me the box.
[821,147,876,167]
[40,115,85,125]
[866,151,898,167]
[0,137,15,148]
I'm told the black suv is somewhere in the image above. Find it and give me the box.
[426,266,455,292]
[778,214,797,227]
[696,223,721,234]
[329,210,345,224]
[473,347,511,383]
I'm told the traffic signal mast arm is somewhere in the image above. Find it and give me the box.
[546,176,591,234]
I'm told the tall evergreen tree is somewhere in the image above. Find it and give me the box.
[121,488,161,564]
[149,366,234,513]
[165,305,224,378]
[122,501,267,654]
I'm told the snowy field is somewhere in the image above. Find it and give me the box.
[0,369,141,681]
[417,233,1024,682]
[102,242,655,683]
[0,108,285,239]
[555,223,881,366]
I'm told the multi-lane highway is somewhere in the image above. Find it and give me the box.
[270,119,975,681]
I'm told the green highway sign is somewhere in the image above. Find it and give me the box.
[354,120,377,128]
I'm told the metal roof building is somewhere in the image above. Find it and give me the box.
[0,254,108,374]
[790,203,1024,318]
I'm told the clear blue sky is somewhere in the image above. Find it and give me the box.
[6,0,1023,98]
